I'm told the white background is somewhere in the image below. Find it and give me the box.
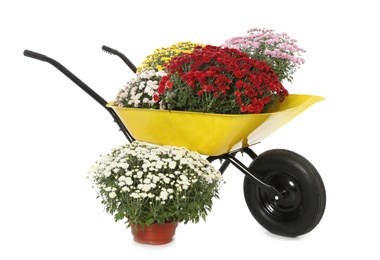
[1,0,379,259]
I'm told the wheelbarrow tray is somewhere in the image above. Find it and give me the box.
[107,94,324,156]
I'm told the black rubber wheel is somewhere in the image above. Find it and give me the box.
[243,149,326,237]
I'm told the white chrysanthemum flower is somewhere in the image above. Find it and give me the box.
[136,171,143,179]
[160,190,168,200]
[125,177,133,186]
[155,160,164,169]
[162,177,170,184]
[174,153,183,161]
[168,161,176,169]
[142,184,152,192]
[131,192,139,199]
[152,176,160,183]
[141,163,150,169]
[109,192,117,198]
[180,158,188,165]
[180,175,190,185]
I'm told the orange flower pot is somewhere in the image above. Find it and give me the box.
[131,221,179,245]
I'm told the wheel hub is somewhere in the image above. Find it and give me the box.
[260,171,303,220]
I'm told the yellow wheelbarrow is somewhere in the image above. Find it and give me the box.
[23,46,326,237]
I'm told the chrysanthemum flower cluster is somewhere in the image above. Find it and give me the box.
[88,141,224,227]
[113,28,305,113]
[158,45,288,114]
[222,28,306,83]
[136,41,205,72]
[113,70,167,109]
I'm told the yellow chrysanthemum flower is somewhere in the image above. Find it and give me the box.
[137,41,206,72]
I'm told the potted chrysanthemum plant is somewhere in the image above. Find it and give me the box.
[222,27,306,83]
[157,44,288,114]
[87,141,224,245]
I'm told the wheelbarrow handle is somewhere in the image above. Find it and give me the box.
[102,45,137,73]
[23,49,135,143]
[24,49,109,107]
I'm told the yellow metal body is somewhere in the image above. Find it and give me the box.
[107,94,324,156]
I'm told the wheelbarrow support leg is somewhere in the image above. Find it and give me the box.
[208,149,284,203]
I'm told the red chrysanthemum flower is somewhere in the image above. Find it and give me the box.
[157,45,288,114]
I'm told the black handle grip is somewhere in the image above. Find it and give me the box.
[102,45,117,55]
[24,49,47,62]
